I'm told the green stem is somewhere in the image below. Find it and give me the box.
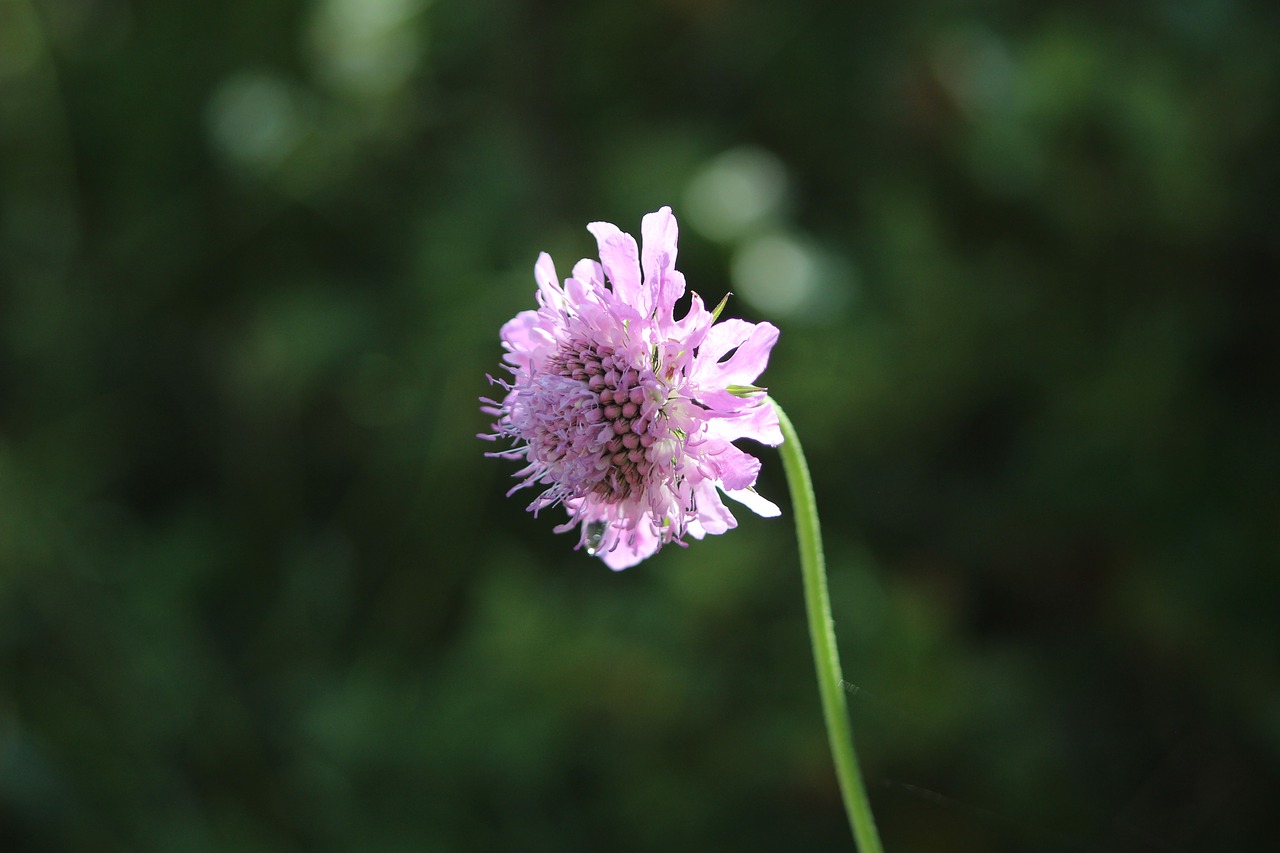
[771,398,884,853]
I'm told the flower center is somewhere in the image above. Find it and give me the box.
[537,342,660,500]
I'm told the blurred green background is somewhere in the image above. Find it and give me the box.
[2,0,1278,849]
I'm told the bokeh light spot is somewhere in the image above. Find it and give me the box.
[684,146,788,243]
[205,72,314,173]
[306,0,429,97]
[731,231,855,322]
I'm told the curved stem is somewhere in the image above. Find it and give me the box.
[771,398,884,852]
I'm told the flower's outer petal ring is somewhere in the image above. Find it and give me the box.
[641,206,685,316]
[701,398,783,446]
[707,441,762,491]
[586,221,646,315]
[689,480,738,537]
[601,522,662,570]
[723,487,782,518]
[692,320,780,390]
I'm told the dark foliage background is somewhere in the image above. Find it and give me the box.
[2,0,1278,850]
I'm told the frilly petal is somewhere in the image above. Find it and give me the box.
[668,290,713,347]
[641,206,685,318]
[688,480,738,537]
[692,319,780,390]
[707,442,762,491]
[722,487,781,518]
[499,309,552,367]
[703,398,783,446]
[586,221,646,315]
[535,252,559,294]
[600,522,662,570]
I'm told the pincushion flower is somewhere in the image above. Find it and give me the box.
[480,206,782,570]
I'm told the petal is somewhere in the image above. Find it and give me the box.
[641,206,684,317]
[499,309,551,365]
[535,252,559,293]
[564,266,610,313]
[703,399,783,446]
[586,220,646,314]
[693,318,749,364]
[641,206,679,265]
[601,522,662,570]
[692,320,780,390]
[563,276,589,308]
[668,290,713,347]
[657,270,688,327]
[690,479,738,537]
[722,487,781,518]
[571,258,604,289]
[706,441,762,491]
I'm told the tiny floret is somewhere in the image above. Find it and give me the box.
[481,206,782,570]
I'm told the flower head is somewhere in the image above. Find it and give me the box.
[481,206,782,570]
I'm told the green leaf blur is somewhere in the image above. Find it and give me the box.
[1,0,1276,850]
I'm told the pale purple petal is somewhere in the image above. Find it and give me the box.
[687,480,738,537]
[601,522,662,570]
[534,252,559,294]
[640,206,679,277]
[586,221,646,314]
[499,309,550,366]
[693,318,750,365]
[702,398,783,446]
[640,206,684,316]
[706,442,762,491]
[722,487,781,518]
[668,290,713,348]
[570,258,604,289]
[563,277,589,308]
[655,271,689,335]
[691,320,780,390]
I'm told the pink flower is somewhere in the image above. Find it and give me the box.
[481,206,782,570]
